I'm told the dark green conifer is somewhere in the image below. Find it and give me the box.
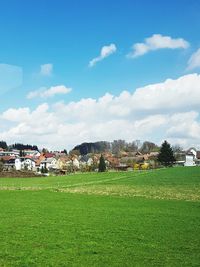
[158,140,175,167]
[98,154,106,172]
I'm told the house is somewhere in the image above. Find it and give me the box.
[2,157,23,171]
[72,157,80,169]
[0,150,20,157]
[196,151,200,166]
[79,155,91,167]
[184,148,200,166]
[56,157,68,171]
[184,152,195,166]
[21,157,36,171]
[2,157,16,170]
[115,164,129,171]
[40,157,57,171]
[106,156,120,168]
[23,150,41,157]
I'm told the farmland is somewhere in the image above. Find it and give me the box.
[0,167,200,266]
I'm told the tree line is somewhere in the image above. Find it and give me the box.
[71,140,159,155]
[0,141,38,151]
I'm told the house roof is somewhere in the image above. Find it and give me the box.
[186,152,194,156]
[80,155,90,162]
[20,157,36,162]
[57,157,69,163]
[107,157,120,166]
[44,153,55,158]
[188,147,197,152]
[25,155,33,159]
[41,157,56,164]
[0,156,15,162]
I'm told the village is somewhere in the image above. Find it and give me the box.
[0,141,200,176]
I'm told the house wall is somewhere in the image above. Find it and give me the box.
[184,155,196,166]
[189,149,197,159]
[15,159,22,170]
[73,158,80,168]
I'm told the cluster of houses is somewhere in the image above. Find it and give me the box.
[0,147,199,174]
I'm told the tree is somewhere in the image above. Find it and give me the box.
[111,140,126,155]
[69,149,80,157]
[10,143,38,151]
[20,150,25,157]
[140,141,159,153]
[63,149,68,155]
[158,141,175,167]
[72,141,110,155]
[0,159,4,172]
[42,148,49,154]
[98,155,106,172]
[0,141,8,150]
[172,145,183,153]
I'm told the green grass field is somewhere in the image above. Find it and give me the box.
[0,167,200,266]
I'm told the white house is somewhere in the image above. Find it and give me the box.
[184,147,200,166]
[184,152,196,167]
[21,158,36,171]
[40,157,57,171]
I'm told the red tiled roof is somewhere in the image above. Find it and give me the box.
[44,153,55,158]
[25,155,33,159]
[0,156,15,162]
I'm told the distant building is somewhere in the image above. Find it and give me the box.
[184,148,200,166]
[184,152,196,166]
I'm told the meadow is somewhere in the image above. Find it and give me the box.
[0,167,200,266]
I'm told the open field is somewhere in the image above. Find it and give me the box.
[0,167,200,266]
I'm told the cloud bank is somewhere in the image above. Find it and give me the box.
[1,73,200,150]
[128,34,189,58]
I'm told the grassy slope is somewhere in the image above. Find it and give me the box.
[0,167,200,266]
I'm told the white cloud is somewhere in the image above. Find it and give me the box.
[27,85,72,99]
[1,107,30,122]
[40,64,53,76]
[89,44,117,67]
[187,48,200,70]
[128,34,189,58]
[166,111,200,140]
[1,73,200,150]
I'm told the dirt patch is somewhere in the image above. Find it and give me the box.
[57,185,200,202]
[0,171,42,178]
[0,186,43,191]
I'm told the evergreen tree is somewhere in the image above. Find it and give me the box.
[41,166,44,173]
[0,141,8,150]
[20,150,24,157]
[158,140,175,167]
[98,154,106,172]
[63,149,68,155]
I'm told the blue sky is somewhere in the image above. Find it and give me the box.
[0,0,200,149]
